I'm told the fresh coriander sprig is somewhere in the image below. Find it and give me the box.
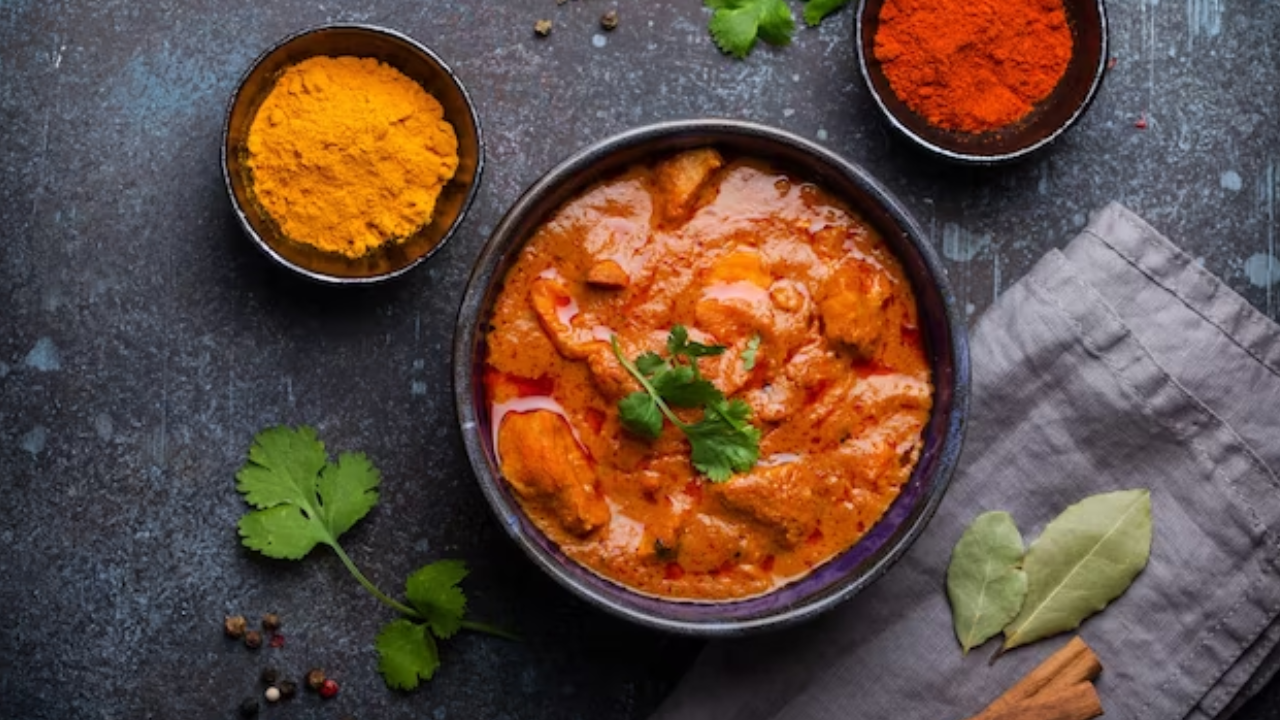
[611,327,762,482]
[705,0,852,59]
[235,426,515,691]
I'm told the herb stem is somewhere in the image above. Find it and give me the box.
[610,336,688,430]
[459,619,521,641]
[330,541,423,620]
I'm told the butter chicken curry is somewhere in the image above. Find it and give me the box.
[484,148,933,601]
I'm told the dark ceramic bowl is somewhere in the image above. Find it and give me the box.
[222,24,483,284]
[453,120,969,636]
[855,0,1108,164]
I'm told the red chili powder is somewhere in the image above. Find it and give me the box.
[874,0,1074,133]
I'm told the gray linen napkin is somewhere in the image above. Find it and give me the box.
[652,203,1280,720]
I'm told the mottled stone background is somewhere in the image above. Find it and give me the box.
[1,1,1277,718]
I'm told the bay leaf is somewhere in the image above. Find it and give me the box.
[947,510,1028,653]
[1003,489,1152,650]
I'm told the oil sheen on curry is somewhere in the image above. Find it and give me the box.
[484,149,933,601]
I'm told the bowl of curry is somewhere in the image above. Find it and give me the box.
[454,120,968,635]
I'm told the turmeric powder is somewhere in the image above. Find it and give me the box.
[246,56,459,259]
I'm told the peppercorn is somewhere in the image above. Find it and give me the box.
[264,687,282,703]
[319,678,339,699]
[261,613,281,632]
[259,667,279,686]
[243,630,263,650]
[223,615,248,639]
[278,679,298,700]
[600,10,619,31]
[268,633,285,649]
[238,697,260,717]
[534,19,552,37]
[306,668,326,691]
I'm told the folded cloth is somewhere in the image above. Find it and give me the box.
[652,203,1280,720]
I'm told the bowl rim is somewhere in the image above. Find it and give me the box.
[220,22,484,285]
[453,119,970,635]
[853,0,1110,165]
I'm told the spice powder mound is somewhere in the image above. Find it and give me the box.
[874,0,1074,134]
[246,56,459,259]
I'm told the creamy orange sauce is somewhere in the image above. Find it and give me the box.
[484,149,933,601]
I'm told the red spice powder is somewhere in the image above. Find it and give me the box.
[874,0,1074,133]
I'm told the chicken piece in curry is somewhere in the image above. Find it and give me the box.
[484,149,933,601]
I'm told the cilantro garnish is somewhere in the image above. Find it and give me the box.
[742,333,761,371]
[667,324,727,360]
[236,426,515,691]
[612,327,762,482]
[705,0,852,58]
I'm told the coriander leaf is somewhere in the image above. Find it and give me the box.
[651,365,725,408]
[405,560,469,640]
[237,504,330,560]
[666,325,691,353]
[317,451,381,538]
[619,391,663,439]
[635,351,669,378]
[707,2,762,59]
[716,396,755,429]
[235,426,380,559]
[376,619,440,691]
[803,0,851,27]
[235,425,328,509]
[756,0,797,45]
[705,0,795,58]
[946,511,1027,654]
[742,334,761,371]
[685,399,762,482]
[667,324,727,360]
[1003,489,1152,650]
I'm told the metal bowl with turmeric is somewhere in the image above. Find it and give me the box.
[455,121,968,634]
[223,24,483,283]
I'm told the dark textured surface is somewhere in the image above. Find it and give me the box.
[0,2,1277,719]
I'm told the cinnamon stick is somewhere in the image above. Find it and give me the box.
[981,636,1102,714]
[964,636,1104,720]
[973,683,1103,720]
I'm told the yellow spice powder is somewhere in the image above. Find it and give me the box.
[246,56,459,259]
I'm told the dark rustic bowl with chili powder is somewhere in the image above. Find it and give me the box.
[454,119,970,635]
[855,0,1108,164]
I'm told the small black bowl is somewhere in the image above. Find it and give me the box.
[453,119,970,636]
[222,24,483,284]
[855,0,1108,164]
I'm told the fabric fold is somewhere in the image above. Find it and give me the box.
[652,204,1280,720]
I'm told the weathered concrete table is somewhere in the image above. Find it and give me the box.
[2,1,1277,718]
